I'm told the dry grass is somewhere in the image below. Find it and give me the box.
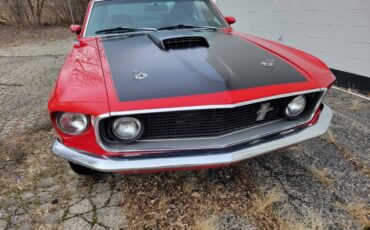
[280,211,326,230]
[336,202,370,229]
[0,135,27,165]
[193,217,216,230]
[311,168,333,187]
[158,197,169,213]
[340,86,369,98]
[250,187,283,214]
[0,129,60,194]
[121,165,285,229]
[350,101,361,111]
[0,127,88,228]
[326,129,336,145]
[0,128,70,228]
[350,100,370,111]
[182,178,197,195]
[325,129,370,178]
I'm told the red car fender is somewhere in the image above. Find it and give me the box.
[48,37,110,155]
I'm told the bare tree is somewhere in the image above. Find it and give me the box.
[0,0,89,26]
[4,0,24,25]
[26,0,46,25]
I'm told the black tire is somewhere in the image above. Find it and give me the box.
[69,162,98,176]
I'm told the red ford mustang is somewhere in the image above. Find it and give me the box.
[49,0,335,175]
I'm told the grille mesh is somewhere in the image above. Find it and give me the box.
[163,37,209,50]
[132,97,292,140]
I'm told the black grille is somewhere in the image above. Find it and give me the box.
[163,36,209,50]
[134,97,293,140]
[100,92,322,143]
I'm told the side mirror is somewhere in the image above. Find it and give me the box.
[70,25,82,35]
[225,16,236,25]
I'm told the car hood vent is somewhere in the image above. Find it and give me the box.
[148,33,209,50]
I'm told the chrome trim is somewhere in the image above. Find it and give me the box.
[98,118,292,154]
[94,89,326,153]
[52,105,333,173]
[82,1,94,38]
[109,89,325,116]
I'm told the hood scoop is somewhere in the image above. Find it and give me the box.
[148,32,209,50]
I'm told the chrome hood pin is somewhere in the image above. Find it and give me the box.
[261,60,276,70]
[133,71,148,80]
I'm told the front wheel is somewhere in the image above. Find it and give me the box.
[69,162,98,176]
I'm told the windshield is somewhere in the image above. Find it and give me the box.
[85,0,228,36]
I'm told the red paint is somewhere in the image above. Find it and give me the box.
[225,16,236,25]
[48,1,335,160]
[48,37,110,116]
[70,25,82,34]
[305,104,324,126]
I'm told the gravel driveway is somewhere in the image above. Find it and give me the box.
[0,34,369,230]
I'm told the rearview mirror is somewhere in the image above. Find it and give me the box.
[225,16,236,25]
[70,25,82,34]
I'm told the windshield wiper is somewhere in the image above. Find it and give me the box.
[95,27,157,35]
[157,24,217,31]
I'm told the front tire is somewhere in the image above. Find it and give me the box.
[69,162,98,176]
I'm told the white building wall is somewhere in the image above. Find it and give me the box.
[217,0,370,78]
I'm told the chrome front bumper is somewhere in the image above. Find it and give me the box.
[52,105,333,173]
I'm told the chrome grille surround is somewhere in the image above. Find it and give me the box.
[93,89,326,154]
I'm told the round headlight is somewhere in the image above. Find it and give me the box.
[57,113,89,135]
[285,95,307,119]
[112,117,143,142]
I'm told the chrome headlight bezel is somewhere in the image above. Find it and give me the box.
[57,112,89,135]
[285,95,307,119]
[112,117,144,143]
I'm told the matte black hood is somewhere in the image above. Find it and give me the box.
[101,31,307,102]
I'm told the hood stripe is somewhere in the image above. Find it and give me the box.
[101,31,307,102]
